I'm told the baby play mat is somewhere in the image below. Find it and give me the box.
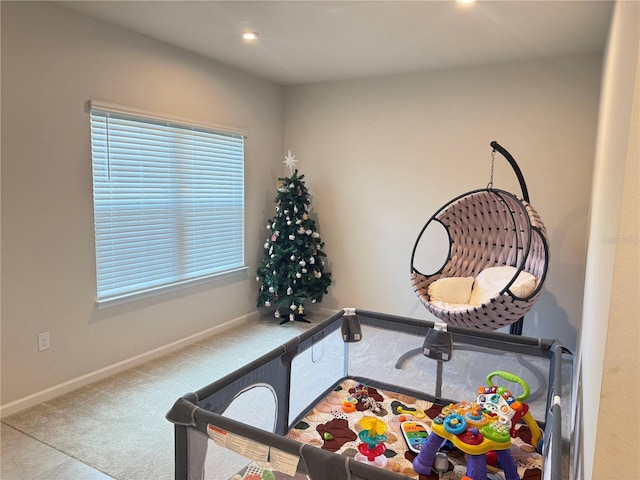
[231,379,543,480]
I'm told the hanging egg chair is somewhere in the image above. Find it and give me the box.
[410,141,549,334]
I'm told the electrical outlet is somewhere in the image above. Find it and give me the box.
[37,332,50,351]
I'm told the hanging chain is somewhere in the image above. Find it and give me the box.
[487,148,496,189]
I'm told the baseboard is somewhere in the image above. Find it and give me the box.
[0,311,260,418]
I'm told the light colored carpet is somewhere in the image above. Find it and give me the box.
[3,311,325,480]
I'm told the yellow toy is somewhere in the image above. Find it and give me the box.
[413,371,542,480]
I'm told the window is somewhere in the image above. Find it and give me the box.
[89,100,245,306]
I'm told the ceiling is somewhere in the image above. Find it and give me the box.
[58,1,614,86]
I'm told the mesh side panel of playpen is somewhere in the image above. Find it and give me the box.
[346,319,552,421]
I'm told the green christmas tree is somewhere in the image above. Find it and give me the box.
[256,151,332,323]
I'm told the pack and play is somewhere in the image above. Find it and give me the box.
[166,309,571,480]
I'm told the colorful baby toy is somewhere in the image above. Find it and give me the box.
[413,371,542,480]
[341,396,358,413]
[355,417,389,468]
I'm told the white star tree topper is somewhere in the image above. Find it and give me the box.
[283,149,298,174]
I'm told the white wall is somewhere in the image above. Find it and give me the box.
[1,2,284,410]
[284,55,602,350]
[578,2,639,479]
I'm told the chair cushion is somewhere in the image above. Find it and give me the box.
[427,276,475,304]
[469,266,537,306]
[429,300,477,312]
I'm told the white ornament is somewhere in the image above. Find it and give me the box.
[312,299,317,303]
[302,268,307,273]
[265,301,270,307]
[298,227,305,234]
[289,234,295,240]
[312,232,320,238]
[305,230,312,235]
[296,272,302,278]
[299,260,306,266]
[290,255,296,261]
[294,206,298,213]
[256,276,260,281]
[290,303,297,311]
[289,313,295,321]
[287,286,293,295]
[287,221,292,226]
[264,242,269,249]
[266,224,271,230]
[289,183,295,188]
[269,286,275,293]
[274,309,281,318]
[309,257,315,264]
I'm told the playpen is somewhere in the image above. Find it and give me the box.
[166,309,571,480]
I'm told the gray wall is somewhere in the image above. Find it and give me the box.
[1,2,284,407]
[284,54,603,350]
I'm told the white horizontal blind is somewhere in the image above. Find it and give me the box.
[89,103,245,305]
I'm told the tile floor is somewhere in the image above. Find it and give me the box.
[1,423,113,479]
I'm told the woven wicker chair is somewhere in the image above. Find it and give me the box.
[410,142,549,333]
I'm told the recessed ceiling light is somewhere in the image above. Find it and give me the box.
[456,0,476,4]
[242,31,259,41]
